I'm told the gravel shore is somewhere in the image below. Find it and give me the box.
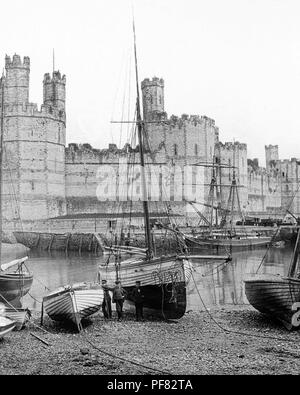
[0,306,300,375]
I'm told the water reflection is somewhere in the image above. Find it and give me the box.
[187,245,293,311]
[21,245,294,313]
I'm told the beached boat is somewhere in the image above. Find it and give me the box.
[0,316,15,338]
[99,255,193,319]
[3,307,31,330]
[98,20,231,320]
[43,282,103,331]
[0,257,33,303]
[244,228,300,330]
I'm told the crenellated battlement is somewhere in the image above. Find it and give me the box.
[141,77,164,88]
[5,54,30,69]
[216,141,247,150]
[43,71,66,84]
[2,102,66,122]
[65,142,140,163]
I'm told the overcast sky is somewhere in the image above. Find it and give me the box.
[1,0,300,166]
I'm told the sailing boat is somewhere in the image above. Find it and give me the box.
[0,77,33,304]
[186,162,272,250]
[98,20,198,320]
[244,227,300,330]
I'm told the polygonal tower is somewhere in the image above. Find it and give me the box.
[1,54,30,105]
[265,145,279,171]
[43,71,66,110]
[141,77,165,121]
[0,54,67,223]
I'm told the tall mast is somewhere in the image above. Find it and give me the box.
[133,19,153,258]
[288,227,300,278]
[0,76,4,264]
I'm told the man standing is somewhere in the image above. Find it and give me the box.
[101,279,113,319]
[112,280,127,321]
[131,281,144,321]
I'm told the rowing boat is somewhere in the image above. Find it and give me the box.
[244,274,300,330]
[244,227,300,330]
[0,270,33,303]
[43,282,103,331]
[4,307,31,330]
[0,316,15,338]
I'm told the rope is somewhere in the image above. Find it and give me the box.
[190,269,296,343]
[83,336,171,375]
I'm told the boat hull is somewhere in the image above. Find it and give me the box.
[187,236,271,249]
[0,273,33,302]
[125,282,186,319]
[0,317,15,338]
[43,283,103,331]
[98,256,192,319]
[244,275,300,330]
[4,308,31,330]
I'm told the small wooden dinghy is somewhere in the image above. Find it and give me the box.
[0,316,15,338]
[244,227,300,330]
[43,282,103,331]
[0,257,33,302]
[244,274,300,330]
[4,308,31,330]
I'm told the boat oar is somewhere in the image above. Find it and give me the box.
[30,332,50,347]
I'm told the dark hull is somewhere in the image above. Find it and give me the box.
[0,273,33,302]
[124,282,187,320]
[244,275,300,330]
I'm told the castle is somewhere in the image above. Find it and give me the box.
[0,55,299,232]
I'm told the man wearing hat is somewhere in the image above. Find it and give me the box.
[112,280,127,321]
[131,281,145,321]
[101,279,113,319]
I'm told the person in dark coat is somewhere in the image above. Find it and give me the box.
[101,279,113,319]
[112,280,127,321]
[131,281,144,321]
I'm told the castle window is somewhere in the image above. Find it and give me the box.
[159,95,162,105]
[31,181,34,191]
[194,144,198,156]
[174,144,178,157]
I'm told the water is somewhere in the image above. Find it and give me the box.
[21,245,294,313]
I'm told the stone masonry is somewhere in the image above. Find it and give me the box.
[0,55,299,230]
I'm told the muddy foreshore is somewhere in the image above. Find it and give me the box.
[0,306,300,375]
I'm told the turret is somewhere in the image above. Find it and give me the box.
[265,144,279,170]
[1,54,30,105]
[43,70,66,111]
[141,77,164,121]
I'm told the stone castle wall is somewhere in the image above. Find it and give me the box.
[0,55,66,221]
[1,56,299,226]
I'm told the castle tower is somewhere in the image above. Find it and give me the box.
[265,145,279,171]
[1,54,30,105]
[43,71,66,110]
[141,77,164,121]
[0,54,67,223]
